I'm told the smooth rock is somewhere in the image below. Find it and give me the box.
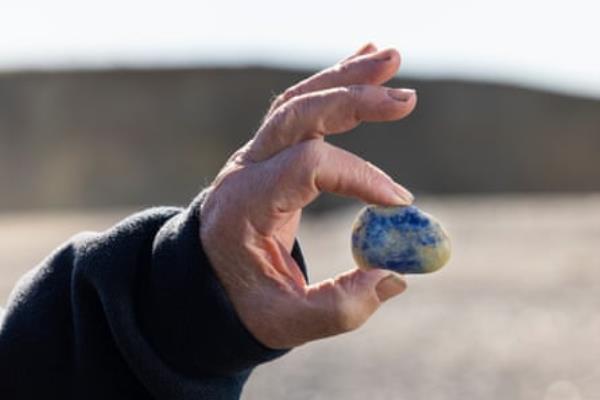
[351,205,451,274]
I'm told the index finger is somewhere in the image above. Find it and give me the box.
[254,140,413,220]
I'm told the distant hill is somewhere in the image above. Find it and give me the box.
[0,67,599,212]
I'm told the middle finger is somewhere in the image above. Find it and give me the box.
[247,84,417,162]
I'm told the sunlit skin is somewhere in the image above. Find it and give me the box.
[200,43,418,349]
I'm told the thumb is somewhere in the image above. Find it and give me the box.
[306,268,407,337]
[375,271,408,302]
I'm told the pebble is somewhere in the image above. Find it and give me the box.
[351,205,451,274]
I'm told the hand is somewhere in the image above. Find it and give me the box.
[200,43,417,349]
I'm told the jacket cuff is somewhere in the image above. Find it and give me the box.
[140,191,308,376]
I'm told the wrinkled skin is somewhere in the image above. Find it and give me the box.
[200,43,417,349]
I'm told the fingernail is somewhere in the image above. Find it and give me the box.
[387,88,416,102]
[372,51,393,62]
[356,42,377,55]
[376,272,407,302]
[386,183,414,205]
[394,183,414,204]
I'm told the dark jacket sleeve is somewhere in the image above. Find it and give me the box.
[0,192,307,399]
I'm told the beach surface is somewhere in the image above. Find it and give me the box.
[2,195,599,399]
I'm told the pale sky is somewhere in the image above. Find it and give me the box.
[2,0,600,98]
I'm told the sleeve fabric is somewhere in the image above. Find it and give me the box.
[0,193,308,399]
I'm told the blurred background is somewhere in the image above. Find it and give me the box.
[1,0,599,398]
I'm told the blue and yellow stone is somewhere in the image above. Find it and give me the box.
[351,205,451,274]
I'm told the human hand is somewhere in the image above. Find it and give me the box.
[199,43,417,349]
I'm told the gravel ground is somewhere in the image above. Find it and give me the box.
[1,195,599,399]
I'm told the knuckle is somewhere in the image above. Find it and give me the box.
[278,94,321,133]
[360,161,382,186]
[344,85,365,124]
[331,60,352,75]
[346,84,365,100]
[269,99,303,133]
[283,86,303,101]
[295,140,324,172]
[287,98,306,125]
[270,93,286,111]
[272,86,303,112]
[281,140,324,190]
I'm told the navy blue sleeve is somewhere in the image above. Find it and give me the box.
[0,193,307,399]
